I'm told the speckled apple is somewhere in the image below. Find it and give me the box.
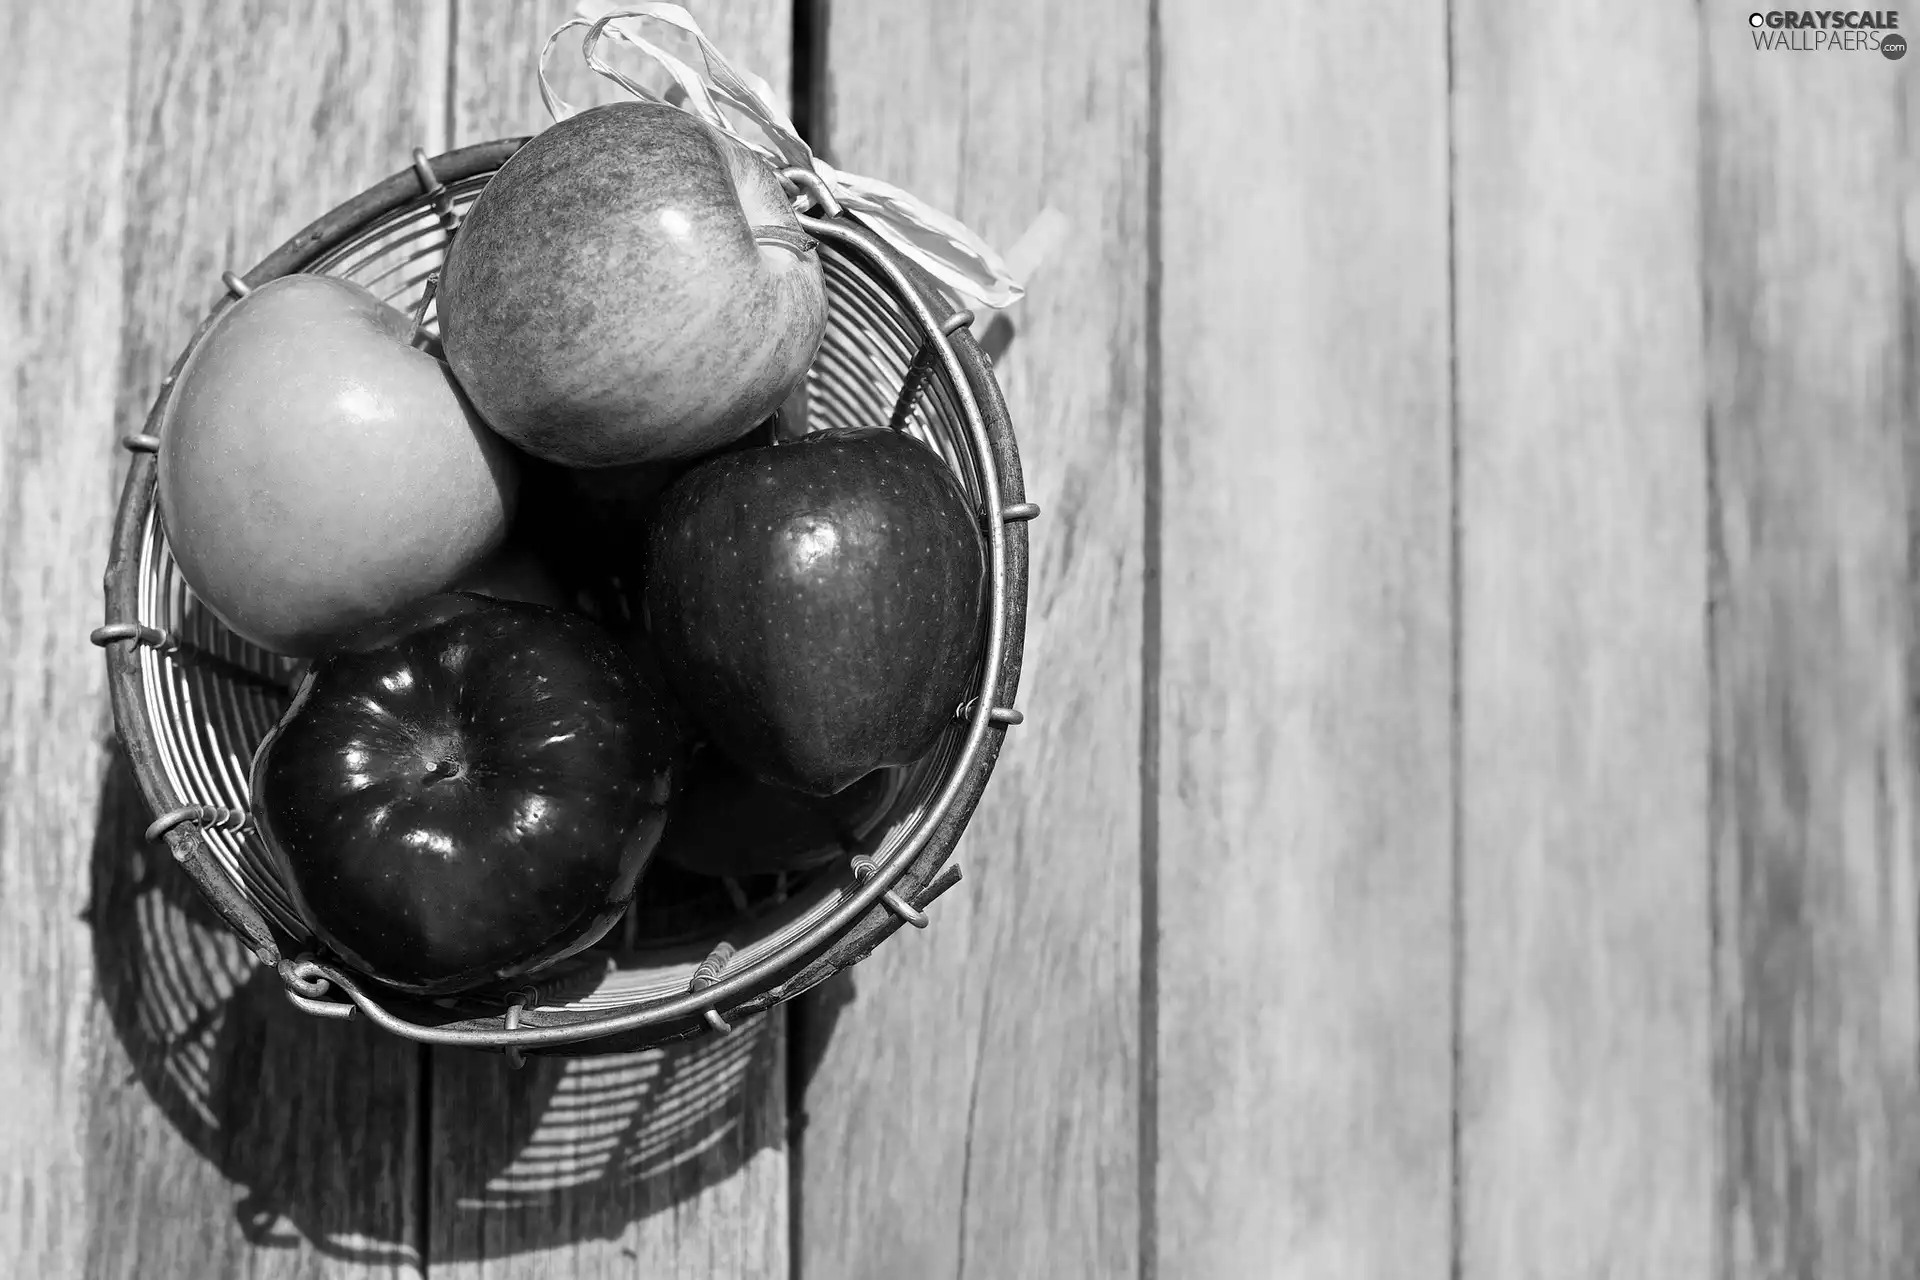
[437,101,828,468]
[643,427,988,796]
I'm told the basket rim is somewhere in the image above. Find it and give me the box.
[100,140,1031,1052]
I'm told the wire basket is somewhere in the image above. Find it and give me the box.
[96,140,1032,1059]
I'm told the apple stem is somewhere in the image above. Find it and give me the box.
[423,758,459,783]
[409,273,441,350]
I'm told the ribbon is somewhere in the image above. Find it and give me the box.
[538,2,1024,310]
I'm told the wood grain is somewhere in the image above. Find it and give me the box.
[1452,2,1713,1276]
[80,3,449,1275]
[798,2,1148,1277]
[426,1020,788,1279]
[1705,38,1920,1280]
[0,1,130,1275]
[1153,2,1454,1276]
[450,0,791,147]
[434,5,793,1276]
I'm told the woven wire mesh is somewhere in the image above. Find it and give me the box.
[106,144,1022,1049]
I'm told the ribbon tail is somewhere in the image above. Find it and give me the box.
[827,166,1025,310]
[539,16,602,121]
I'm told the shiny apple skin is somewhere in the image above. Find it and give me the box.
[158,275,519,656]
[644,427,987,796]
[250,593,685,996]
[438,101,827,468]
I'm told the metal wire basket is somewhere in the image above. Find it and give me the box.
[96,140,1032,1058]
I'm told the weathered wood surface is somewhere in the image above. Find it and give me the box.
[1153,1,1456,1276]
[432,3,794,1276]
[1705,37,1920,1280]
[3,2,446,1277]
[796,1,1149,1277]
[4,2,1920,1277]
[1452,2,1713,1276]
[0,2,132,1276]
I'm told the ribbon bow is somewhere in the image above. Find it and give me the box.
[539,2,1024,310]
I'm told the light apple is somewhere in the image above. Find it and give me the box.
[436,101,828,467]
[157,274,519,655]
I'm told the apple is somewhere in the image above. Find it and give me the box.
[157,274,519,655]
[514,452,688,601]
[509,415,781,602]
[655,751,897,879]
[249,592,685,996]
[644,427,988,795]
[437,101,827,468]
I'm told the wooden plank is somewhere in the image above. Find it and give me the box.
[76,3,449,1275]
[798,2,1147,1277]
[1153,2,1454,1276]
[426,1021,789,1278]
[432,5,794,1276]
[1452,3,1713,1276]
[450,0,791,146]
[0,1,131,1275]
[1705,39,1920,1280]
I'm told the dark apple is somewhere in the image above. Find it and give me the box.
[644,426,987,796]
[515,452,686,599]
[512,416,785,600]
[510,415,789,744]
[655,751,897,879]
[249,592,684,996]
[458,537,577,612]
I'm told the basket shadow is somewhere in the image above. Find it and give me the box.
[88,742,845,1264]
[428,1011,785,1259]
[87,742,445,1263]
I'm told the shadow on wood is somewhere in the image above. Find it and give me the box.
[86,742,826,1264]
[85,743,429,1264]
[428,1016,787,1260]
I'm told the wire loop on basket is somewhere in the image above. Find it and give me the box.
[98,140,1031,1054]
[410,147,463,236]
[144,803,247,845]
[953,698,1026,727]
[850,854,929,929]
[91,622,174,650]
[283,958,334,999]
[281,958,356,1020]
[689,942,736,1034]
[504,995,533,1067]
[778,165,843,219]
[887,311,975,435]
